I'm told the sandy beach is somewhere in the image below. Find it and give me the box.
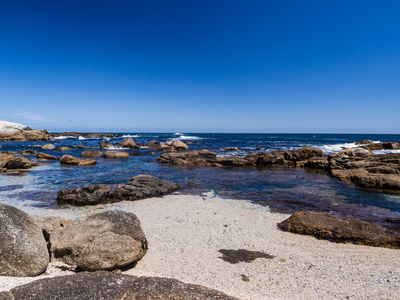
[1,192,399,299]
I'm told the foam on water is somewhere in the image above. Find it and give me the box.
[53,136,77,140]
[122,134,139,138]
[176,135,203,140]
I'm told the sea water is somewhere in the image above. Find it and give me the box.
[1,133,400,231]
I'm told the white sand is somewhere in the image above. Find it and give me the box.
[1,193,399,299]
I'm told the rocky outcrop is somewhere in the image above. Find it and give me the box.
[37,152,60,160]
[4,157,32,169]
[0,121,51,141]
[60,155,97,166]
[355,139,374,145]
[144,140,189,152]
[110,175,179,201]
[119,138,139,149]
[104,151,130,158]
[157,147,324,168]
[328,152,400,190]
[50,211,148,271]
[278,211,400,249]
[165,140,189,150]
[362,141,400,151]
[0,204,49,276]
[80,150,103,158]
[56,184,111,206]
[3,271,238,300]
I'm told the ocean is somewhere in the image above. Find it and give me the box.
[1,133,400,231]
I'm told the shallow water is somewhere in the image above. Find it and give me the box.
[1,133,400,231]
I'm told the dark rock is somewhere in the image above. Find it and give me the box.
[0,152,14,168]
[302,157,329,170]
[6,271,238,300]
[157,150,217,167]
[0,204,49,276]
[80,150,103,158]
[278,211,400,248]
[219,249,275,264]
[37,152,60,160]
[110,175,179,201]
[383,142,400,150]
[364,143,384,150]
[50,210,148,271]
[60,155,97,166]
[56,184,111,206]
[53,132,119,139]
[72,144,86,148]
[4,157,32,169]
[103,151,130,159]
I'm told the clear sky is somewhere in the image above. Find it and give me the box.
[1,1,399,133]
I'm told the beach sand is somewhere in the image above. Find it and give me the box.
[1,192,399,299]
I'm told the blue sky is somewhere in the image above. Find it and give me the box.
[1,1,399,133]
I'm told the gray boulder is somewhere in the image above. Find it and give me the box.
[56,184,111,206]
[4,271,238,300]
[41,144,56,150]
[0,204,49,277]
[110,175,179,201]
[50,210,148,271]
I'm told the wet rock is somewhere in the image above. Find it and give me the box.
[302,157,329,170]
[4,157,32,169]
[18,149,36,155]
[100,141,114,149]
[60,155,97,166]
[383,142,400,150]
[0,152,14,168]
[119,138,139,149]
[0,204,49,276]
[50,210,148,271]
[110,175,179,201]
[278,211,400,249]
[219,249,275,264]
[37,152,60,160]
[56,184,111,206]
[364,143,384,150]
[144,141,176,151]
[58,147,70,151]
[5,271,238,300]
[165,140,189,150]
[104,151,130,159]
[157,150,217,167]
[355,139,374,145]
[80,150,103,158]
[72,144,86,148]
[41,143,56,150]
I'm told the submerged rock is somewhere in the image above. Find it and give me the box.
[0,204,49,276]
[103,151,130,159]
[37,152,60,160]
[4,271,238,300]
[80,150,103,158]
[60,155,97,166]
[56,184,111,206]
[50,211,148,271]
[278,211,400,249]
[110,175,179,201]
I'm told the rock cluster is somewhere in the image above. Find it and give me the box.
[278,211,400,249]
[56,175,179,206]
[1,271,238,300]
[100,138,140,149]
[0,204,148,276]
[0,127,51,141]
[157,147,324,168]
[144,140,189,152]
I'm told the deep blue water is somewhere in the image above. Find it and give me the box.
[1,133,400,231]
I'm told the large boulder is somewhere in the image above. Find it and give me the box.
[80,150,103,158]
[157,150,217,167]
[31,215,72,243]
[37,152,60,160]
[104,151,130,159]
[110,175,179,201]
[50,211,148,271]
[100,141,114,149]
[0,152,14,168]
[4,157,32,169]
[165,140,189,150]
[119,138,138,148]
[60,155,97,166]
[0,204,49,276]
[4,271,238,300]
[278,211,400,249]
[56,184,111,206]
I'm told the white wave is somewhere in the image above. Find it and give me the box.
[174,132,182,135]
[104,146,130,150]
[122,134,139,138]
[176,135,202,140]
[78,136,89,140]
[53,136,77,140]
[373,149,400,155]
[314,142,359,154]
